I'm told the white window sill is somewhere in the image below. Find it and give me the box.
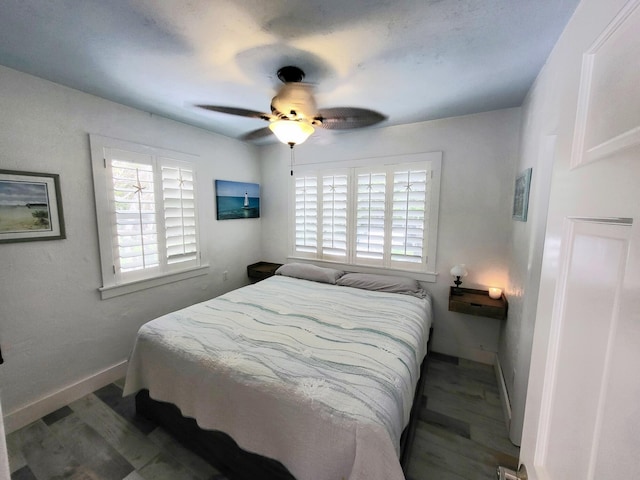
[98,265,210,300]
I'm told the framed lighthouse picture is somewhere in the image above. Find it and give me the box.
[215,180,260,220]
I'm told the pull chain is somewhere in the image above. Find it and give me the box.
[289,142,295,176]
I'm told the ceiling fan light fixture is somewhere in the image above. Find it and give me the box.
[269,119,314,146]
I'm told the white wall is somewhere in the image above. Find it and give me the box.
[499,80,557,446]
[260,109,521,364]
[0,65,263,431]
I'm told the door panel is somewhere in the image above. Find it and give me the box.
[536,220,630,479]
[591,236,640,479]
[572,0,640,167]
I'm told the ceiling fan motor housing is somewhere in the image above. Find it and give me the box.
[277,66,305,83]
[271,83,318,121]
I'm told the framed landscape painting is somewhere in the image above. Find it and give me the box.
[215,180,260,220]
[0,170,66,243]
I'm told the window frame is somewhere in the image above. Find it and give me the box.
[90,134,208,299]
[288,152,441,282]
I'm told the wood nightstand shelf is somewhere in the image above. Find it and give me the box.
[448,287,508,320]
[247,261,283,283]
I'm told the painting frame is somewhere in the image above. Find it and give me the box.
[215,179,260,220]
[0,169,66,243]
[512,167,532,222]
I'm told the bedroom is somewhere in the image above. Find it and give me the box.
[1,0,639,479]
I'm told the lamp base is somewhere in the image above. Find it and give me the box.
[451,276,464,295]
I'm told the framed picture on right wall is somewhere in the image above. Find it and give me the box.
[512,167,532,222]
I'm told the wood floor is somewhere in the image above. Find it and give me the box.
[6,353,519,480]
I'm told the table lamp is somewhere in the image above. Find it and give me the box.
[450,264,468,295]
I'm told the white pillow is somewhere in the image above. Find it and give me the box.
[275,263,345,285]
[336,273,426,298]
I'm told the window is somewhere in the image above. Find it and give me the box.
[294,175,318,254]
[90,135,206,298]
[322,173,348,258]
[391,168,430,264]
[291,153,441,276]
[356,169,386,262]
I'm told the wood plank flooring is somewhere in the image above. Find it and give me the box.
[6,353,519,479]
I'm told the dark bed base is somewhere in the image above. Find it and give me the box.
[135,329,432,479]
[399,350,429,471]
[135,390,295,480]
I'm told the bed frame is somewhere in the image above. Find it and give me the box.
[135,329,433,479]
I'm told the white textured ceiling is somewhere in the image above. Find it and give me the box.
[0,0,579,142]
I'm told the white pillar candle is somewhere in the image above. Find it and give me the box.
[488,287,502,299]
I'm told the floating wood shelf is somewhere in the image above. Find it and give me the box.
[247,261,283,283]
[448,287,508,320]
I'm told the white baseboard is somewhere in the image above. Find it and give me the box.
[494,355,512,431]
[0,396,10,479]
[3,360,128,434]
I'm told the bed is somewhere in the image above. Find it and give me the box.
[123,265,433,480]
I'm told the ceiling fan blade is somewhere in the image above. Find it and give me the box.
[197,105,272,121]
[315,108,387,130]
[241,127,274,142]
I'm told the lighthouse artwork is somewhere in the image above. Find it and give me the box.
[215,180,260,220]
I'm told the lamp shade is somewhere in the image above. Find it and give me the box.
[269,120,314,146]
[450,264,468,277]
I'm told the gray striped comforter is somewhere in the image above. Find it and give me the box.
[123,275,432,480]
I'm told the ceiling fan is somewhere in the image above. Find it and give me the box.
[197,66,387,147]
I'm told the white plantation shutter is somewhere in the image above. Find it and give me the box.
[95,143,200,287]
[161,163,198,265]
[290,154,440,275]
[295,175,318,254]
[356,171,386,261]
[110,155,160,276]
[322,174,348,258]
[391,168,428,265]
